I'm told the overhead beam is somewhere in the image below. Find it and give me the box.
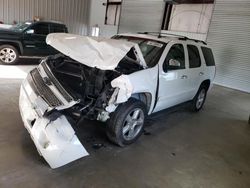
[164,0,214,4]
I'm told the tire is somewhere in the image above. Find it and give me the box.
[0,45,19,65]
[191,85,208,112]
[106,98,147,147]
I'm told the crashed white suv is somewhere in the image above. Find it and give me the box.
[19,32,216,168]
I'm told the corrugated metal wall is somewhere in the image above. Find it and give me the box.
[0,0,89,35]
[207,0,250,93]
[118,0,164,33]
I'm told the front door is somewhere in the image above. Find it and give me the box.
[153,42,190,113]
[22,23,52,56]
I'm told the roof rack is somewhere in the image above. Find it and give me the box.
[137,31,207,45]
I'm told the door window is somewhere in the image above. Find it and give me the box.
[163,44,185,72]
[187,45,201,68]
[32,24,49,35]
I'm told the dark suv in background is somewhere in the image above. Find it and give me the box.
[0,21,68,65]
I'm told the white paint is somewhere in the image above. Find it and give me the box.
[111,75,134,103]
[46,33,136,70]
[110,66,158,114]
[169,4,214,34]
[111,34,216,115]
[154,40,215,113]
[19,84,89,169]
[88,0,119,37]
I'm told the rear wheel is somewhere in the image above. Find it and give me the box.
[191,86,207,111]
[106,98,146,146]
[0,45,19,65]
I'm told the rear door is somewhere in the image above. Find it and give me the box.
[154,42,190,112]
[22,23,50,56]
[185,44,206,99]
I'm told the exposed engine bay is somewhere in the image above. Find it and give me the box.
[43,48,144,122]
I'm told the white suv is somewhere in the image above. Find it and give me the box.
[19,32,216,168]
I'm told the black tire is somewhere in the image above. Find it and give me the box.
[0,45,19,65]
[191,85,208,112]
[106,98,147,147]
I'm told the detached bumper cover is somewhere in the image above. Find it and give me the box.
[19,81,89,169]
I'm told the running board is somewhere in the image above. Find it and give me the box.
[20,56,44,59]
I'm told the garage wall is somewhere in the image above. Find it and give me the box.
[207,0,250,93]
[0,0,89,35]
[118,0,164,33]
[88,0,118,37]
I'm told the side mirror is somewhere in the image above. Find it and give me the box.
[25,29,34,34]
[168,59,181,67]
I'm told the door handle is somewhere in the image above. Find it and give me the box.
[181,75,188,79]
[199,72,204,76]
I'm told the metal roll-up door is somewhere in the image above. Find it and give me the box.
[206,0,250,93]
[118,0,164,33]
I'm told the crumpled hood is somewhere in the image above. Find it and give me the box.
[46,33,136,70]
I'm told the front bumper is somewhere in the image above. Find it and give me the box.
[19,79,89,169]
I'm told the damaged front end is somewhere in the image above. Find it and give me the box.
[19,39,145,168]
[19,59,90,169]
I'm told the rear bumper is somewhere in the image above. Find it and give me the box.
[19,80,89,169]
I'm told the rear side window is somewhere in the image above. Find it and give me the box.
[187,45,201,68]
[201,47,215,66]
[50,24,66,33]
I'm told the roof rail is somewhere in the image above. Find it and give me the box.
[35,20,64,24]
[137,31,207,45]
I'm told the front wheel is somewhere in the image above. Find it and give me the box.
[106,98,147,147]
[191,86,207,112]
[0,45,19,65]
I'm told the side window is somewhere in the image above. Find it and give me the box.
[50,24,66,33]
[187,45,201,68]
[201,47,215,66]
[163,44,185,72]
[32,24,49,35]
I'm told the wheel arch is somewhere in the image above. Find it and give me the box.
[131,92,152,113]
[200,79,211,91]
[0,40,23,55]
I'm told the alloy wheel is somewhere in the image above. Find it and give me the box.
[0,48,17,64]
[122,108,145,141]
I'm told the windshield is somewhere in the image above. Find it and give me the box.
[113,35,166,67]
[11,22,32,31]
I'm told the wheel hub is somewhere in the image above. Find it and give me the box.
[122,108,144,141]
[196,89,206,109]
[0,48,17,63]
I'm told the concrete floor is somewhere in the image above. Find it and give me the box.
[0,63,249,188]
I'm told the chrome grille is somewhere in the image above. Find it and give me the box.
[41,61,74,102]
[30,69,63,107]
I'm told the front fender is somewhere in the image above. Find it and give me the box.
[0,39,23,54]
[111,66,158,114]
